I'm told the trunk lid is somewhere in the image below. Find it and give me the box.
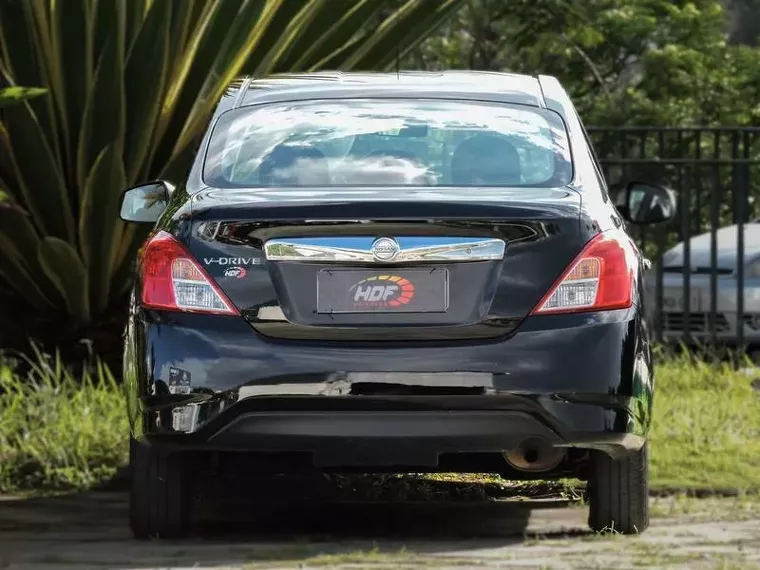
[183,186,585,341]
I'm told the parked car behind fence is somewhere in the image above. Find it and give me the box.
[646,222,760,348]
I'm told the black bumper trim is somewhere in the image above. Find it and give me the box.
[143,407,644,467]
[211,410,560,467]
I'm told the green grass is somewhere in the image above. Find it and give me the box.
[650,494,760,521]
[0,349,758,494]
[0,349,127,492]
[649,354,760,490]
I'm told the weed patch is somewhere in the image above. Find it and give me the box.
[649,355,760,490]
[0,349,127,492]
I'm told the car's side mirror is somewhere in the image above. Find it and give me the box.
[119,181,172,223]
[614,181,677,225]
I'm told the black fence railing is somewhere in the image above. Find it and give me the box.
[587,127,760,349]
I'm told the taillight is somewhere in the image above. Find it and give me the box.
[140,231,238,315]
[531,230,636,315]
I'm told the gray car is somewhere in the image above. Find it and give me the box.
[647,223,760,344]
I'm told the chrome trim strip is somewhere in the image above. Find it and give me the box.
[264,236,506,263]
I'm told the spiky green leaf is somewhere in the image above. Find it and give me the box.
[0,199,62,308]
[38,237,89,324]
[52,0,95,172]
[123,0,171,182]
[0,247,54,310]
[76,36,125,190]
[0,2,63,162]
[78,144,126,312]
[0,86,47,108]
[2,99,74,241]
[276,0,385,71]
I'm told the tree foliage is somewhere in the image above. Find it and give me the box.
[406,0,760,127]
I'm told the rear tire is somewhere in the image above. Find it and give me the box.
[129,438,196,539]
[587,442,649,534]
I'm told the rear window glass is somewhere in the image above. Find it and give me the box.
[203,99,573,188]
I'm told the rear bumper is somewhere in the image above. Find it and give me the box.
[140,395,645,466]
[124,307,652,465]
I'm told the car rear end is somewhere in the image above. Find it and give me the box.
[125,88,652,538]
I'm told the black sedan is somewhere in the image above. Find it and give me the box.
[120,71,675,538]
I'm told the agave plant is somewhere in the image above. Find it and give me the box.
[0,0,462,326]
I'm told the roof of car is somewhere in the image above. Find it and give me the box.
[236,71,549,108]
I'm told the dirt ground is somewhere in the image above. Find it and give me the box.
[1,487,759,570]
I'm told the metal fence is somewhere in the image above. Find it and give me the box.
[587,127,760,349]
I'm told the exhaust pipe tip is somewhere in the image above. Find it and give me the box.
[503,437,564,472]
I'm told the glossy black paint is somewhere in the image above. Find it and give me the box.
[186,187,587,339]
[123,72,655,472]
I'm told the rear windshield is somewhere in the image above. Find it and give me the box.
[203,99,573,188]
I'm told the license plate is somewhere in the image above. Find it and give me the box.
[316,268,449,314]
[663,287,703,312]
